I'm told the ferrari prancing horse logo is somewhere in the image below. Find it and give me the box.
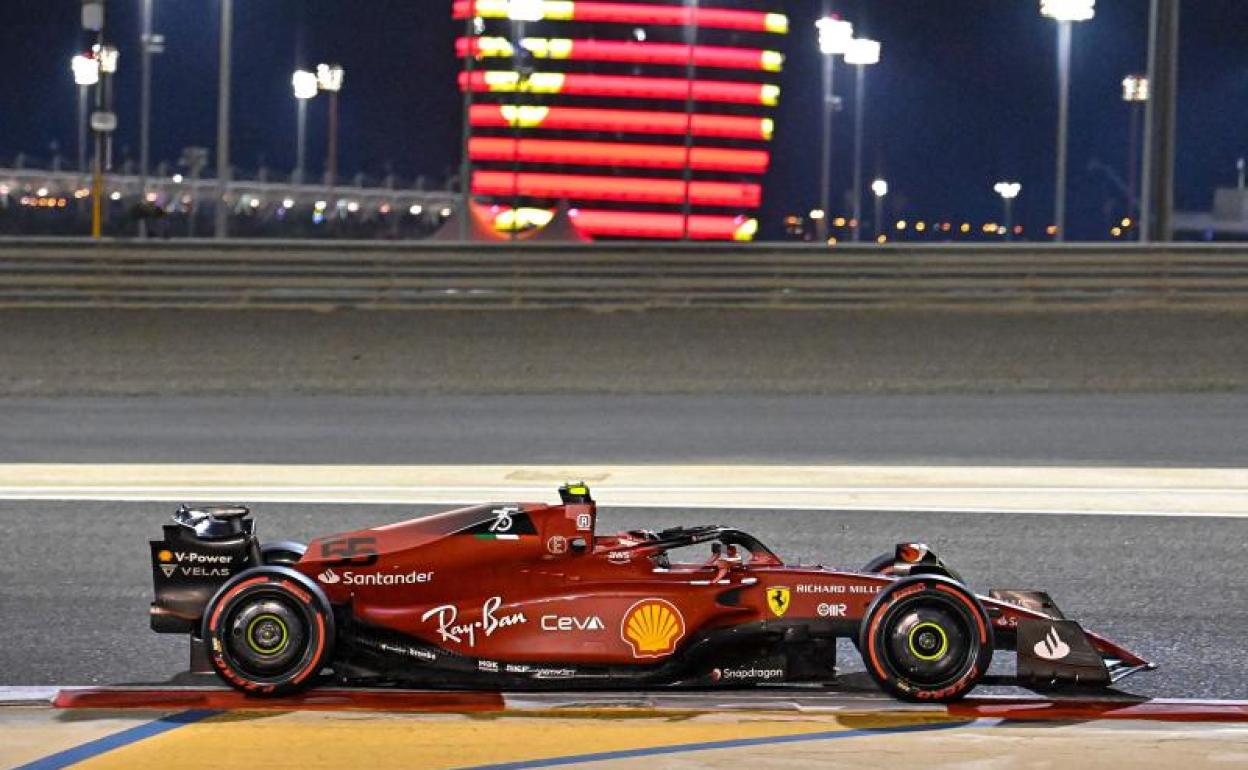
[767,587,791,618]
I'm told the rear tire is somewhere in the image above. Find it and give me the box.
[261,541,307,566]
[858,575,992,702]
[202,566,334,697]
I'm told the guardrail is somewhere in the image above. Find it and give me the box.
[0,238,1246,310]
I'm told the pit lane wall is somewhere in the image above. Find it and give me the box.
[0,239,1246,396]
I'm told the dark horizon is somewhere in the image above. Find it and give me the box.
[0,1,1244,240]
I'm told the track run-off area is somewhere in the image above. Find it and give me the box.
[0,463,1246,768]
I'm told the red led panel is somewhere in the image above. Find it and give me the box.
[456,38,781,72]
[568,210,757,240]
[473,171,761,207]
[470,137,771,174]
[470,105,773,140]
[459,72,778,106]
[452,2,788,34]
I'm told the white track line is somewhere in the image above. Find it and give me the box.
[0,464,1244,517]
[0,491,1242,519]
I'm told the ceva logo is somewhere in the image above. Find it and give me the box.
[318,569,341,585]
[1033,627,1071,661]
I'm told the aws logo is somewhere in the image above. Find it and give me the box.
[621,599,685,659]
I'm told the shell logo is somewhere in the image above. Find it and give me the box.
[621,599,685,658]
[157,550,174,563]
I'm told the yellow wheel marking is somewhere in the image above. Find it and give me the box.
[908,622,949,661]
[245,614,289,656]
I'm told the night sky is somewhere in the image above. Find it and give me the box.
[1,1,1244,239]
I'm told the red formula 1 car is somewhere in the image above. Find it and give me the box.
[149,484,1155,702]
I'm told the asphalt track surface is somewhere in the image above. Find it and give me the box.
[1,500,1244,699]
[3,393,1248,466]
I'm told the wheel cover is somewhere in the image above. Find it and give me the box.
[223,595,309,677]
[881,597,974,687]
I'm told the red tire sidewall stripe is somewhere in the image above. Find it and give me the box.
[934,582,988,643]
[865,593,899,684]
[291,613,327,685]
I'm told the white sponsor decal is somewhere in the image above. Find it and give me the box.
[180,567,231,577]
[479,660,500,673]
[158,551,234,578]
[717,667,785,681]
[817,603,849,618]
[547,536,568,555]
[174,552,233,564]
[378,641,437,663]
[607,551,632,565]
[541,614,605,632]
[491,506,520,532]
[1033,627,1072,661]
[796,584,845,594]
[576,513,593,531]
[421,596,527,648]
[317,568,433,586]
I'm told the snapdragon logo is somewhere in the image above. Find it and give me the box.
[715,667,785,682]
[317,568,433,586]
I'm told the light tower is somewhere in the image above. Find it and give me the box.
[845,38,881,242]
[317,64,345,189]
[1040,0,1095,241]
[1122,74,1148,234]
[70,54,99,173]
[871,177,888,241]
[994,181,1022,240]
[291,69,318,184]
[815,13,853,242]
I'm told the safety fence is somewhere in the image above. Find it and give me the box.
[0,239,1245,310]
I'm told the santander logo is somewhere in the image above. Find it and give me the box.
[1033,627,1071,661]
[318,569,341,585]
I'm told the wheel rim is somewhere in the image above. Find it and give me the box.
[223,595,309,677]
[882,600,972,687]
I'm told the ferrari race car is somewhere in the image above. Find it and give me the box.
[149,484,1155,702]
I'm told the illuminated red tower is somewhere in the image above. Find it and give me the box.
[453,1,789,241]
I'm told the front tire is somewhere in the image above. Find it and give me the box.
[858,575,992,702]
[202,566,334,696]
[861,552,898,575]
